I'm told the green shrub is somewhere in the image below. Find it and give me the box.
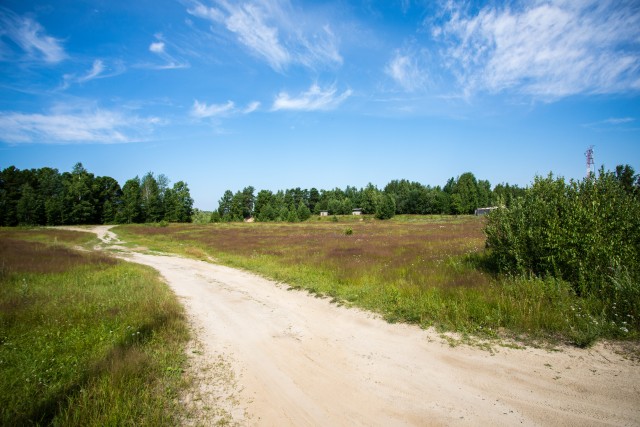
[485,169,640,326]
[375,194,396,220]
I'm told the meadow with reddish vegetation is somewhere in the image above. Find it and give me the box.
[116,215,631,346]
[123,215,488,288]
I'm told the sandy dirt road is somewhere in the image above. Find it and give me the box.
[71,226,639,426]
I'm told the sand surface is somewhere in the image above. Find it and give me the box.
[68,226,640,426]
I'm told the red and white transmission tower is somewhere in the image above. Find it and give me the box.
[585,145,595,178]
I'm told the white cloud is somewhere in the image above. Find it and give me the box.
[272,83,352,111]
[187,0,342,72]
[433,0,640,99]
[0,7,66,63]
[149,41,165,54]
[187,2,225,22]
[191,99,260,118]
[0,107,161,144]
[243,101,261,114]
[385,50,427,92]
[191,100,235,118]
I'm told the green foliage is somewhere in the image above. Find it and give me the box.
[485,169,640,334]
[191,208,211,224]
[254,190,275,221]
[492,182,527,208]
[217,172,520,222]
[615,164,639,196]
[0,164,193,226]
[95,176,122,224]
[64,163,97,225]
[164,181,194,223]
[257,203,277,222]
[375,194,396,220]
[117,177,143,224]
[344,227,353,235]
[287,207,299,222]
[209,211,222,223]
[16,183,38,225]
[384,179,448,215]
[217,190,234,221]
[451,172,479,214]
[140,172,164,223]
[297,201,311,221]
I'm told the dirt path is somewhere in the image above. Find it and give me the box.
[72,225,639,426]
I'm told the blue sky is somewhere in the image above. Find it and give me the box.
[1,0,639,210]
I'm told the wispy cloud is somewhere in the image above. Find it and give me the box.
[243,101,261,114]
[433,0,640,99]
[0,7,66,63]
[61,59,125,89]
[272,83,352,111]
[602,117,635,125]
[191,100,235,118]
[79,59,105,82]
[146,34,189,70]
[385,49,428,92]
[191,99,260,118]
[583,116,637,131]
[0,105,161,144]
[187,0,342,72]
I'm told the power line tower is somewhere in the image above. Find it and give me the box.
[585,145,595,178]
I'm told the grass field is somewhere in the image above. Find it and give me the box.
[0,228,189,426]
[115,215,636,346]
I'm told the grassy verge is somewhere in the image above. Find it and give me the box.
[0,228,189,426]
[114,218,638,347]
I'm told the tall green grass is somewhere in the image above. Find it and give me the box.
[115,218,638,346]
[0,229,189,426]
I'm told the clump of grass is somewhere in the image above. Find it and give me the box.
[0,229,189,426]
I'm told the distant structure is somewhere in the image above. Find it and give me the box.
[475,207,498,216]
[585,145,595,178]
[319,210,329,217]
[352,208,363,216]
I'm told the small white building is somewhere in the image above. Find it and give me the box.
[352,208,363,215]
[319,210,329,217]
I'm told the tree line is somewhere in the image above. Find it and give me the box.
[212,172,527,222]
[0,163,194,226]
